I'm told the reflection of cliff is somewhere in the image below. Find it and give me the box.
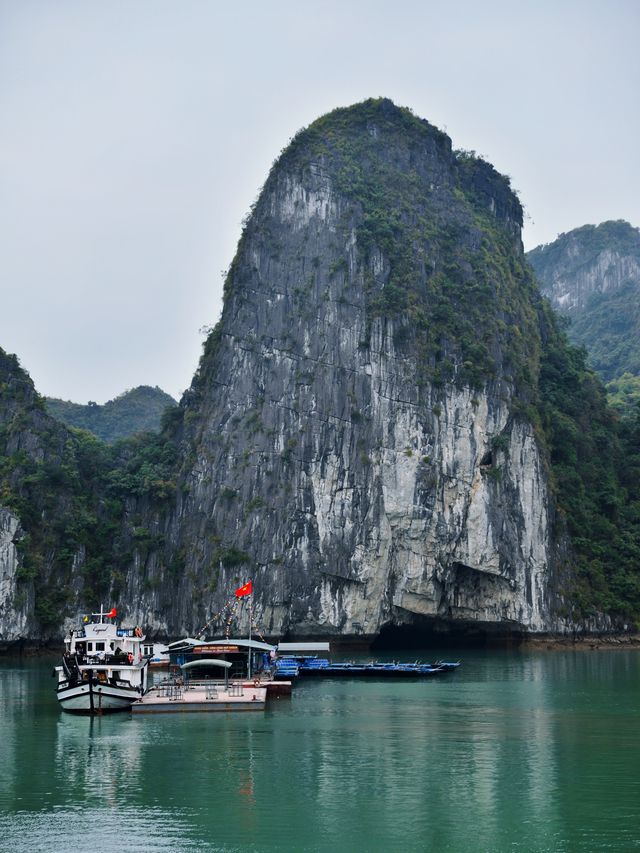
[0,665,19,799]
[292,667,561,850]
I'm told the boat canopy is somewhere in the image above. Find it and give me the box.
[277,642,330,653]
[203,639,276,653]
[180,659,232,670]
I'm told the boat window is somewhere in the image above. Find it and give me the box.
[95,642,105,652]
[144,645,152,655]
[87,643,93,651]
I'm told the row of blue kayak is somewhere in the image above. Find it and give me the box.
[274,657,461,679]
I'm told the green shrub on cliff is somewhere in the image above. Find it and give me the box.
[535,307,640,620]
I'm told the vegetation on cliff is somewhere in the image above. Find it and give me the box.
[260,98,540,395]
[0,349,179,628]
[606,373,640,418]
[46,386,177,443]
[527,222,640,610]
[536,311,640,619]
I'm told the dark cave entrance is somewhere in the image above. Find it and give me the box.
[370,619,526,651]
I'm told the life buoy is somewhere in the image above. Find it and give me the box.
[253,678,260,687]
[134,627,142,638]
[128,653,134,664]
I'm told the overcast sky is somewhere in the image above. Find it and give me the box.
[1,0,638,404]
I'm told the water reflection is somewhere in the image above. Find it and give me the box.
[0,651,639,851]
[54,715,142,805]
[5,806,213,853]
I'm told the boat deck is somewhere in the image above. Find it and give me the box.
[132,681,267,713]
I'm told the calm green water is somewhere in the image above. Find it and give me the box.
[0,650,639,852]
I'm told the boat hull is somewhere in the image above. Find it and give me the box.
[57,680,140,714]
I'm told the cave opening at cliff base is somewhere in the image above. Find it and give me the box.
[370,619,527,651]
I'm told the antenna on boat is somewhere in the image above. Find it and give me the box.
[90,604,116,623]
[89,603,106,623]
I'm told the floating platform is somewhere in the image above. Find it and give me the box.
[241,679,293,696]
[275,658,461,679]
[131,681,267,714]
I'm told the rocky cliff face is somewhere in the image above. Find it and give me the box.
[5,100,631,646]
[527,221,640,381]
[528,221,640,314]
[114,99,576,641]
[0,350,67,646]
[0,508,32,647]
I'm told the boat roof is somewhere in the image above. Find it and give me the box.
[277,642,331,653]
[168,637,276,653]
[180,659,232,670]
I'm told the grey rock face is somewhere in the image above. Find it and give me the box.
[532,244,640,314]
[0,508,32,647]
[118,107,574,641]
[4,102,602,644]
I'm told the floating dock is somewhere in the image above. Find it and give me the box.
[274,658,461,679]
[132,681,267,714]
[241,679,292,696]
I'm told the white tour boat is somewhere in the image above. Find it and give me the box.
[54,606,149,714]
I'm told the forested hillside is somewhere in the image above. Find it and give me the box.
[46,386,176,443]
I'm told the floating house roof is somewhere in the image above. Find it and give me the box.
[168,637,276,653]
[277,642,330,653]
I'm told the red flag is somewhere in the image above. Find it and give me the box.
[235,581,253,598]
[107,607,117,618]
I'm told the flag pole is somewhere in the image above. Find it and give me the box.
[248,591,252,679]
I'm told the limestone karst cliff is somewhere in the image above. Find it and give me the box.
[152,100,562,640]
[528,221,640,382]
[2,100,638,646]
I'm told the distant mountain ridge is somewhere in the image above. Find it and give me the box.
[46,385,177,443]
[527,221,640,383]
